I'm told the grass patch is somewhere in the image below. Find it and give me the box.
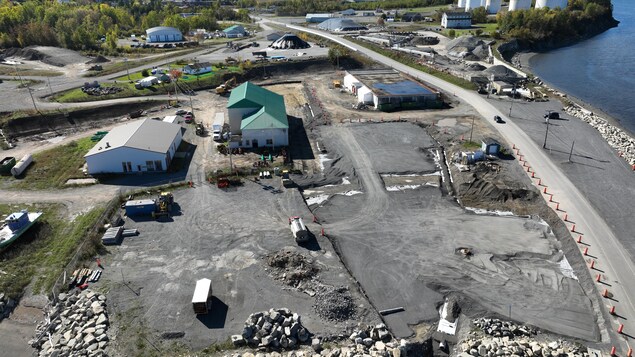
[83,48,202,77]
[0,66,63,77]
[442,23,498,38]
[0,203,106,299]
[462,140,481,150]
[0,137,94,190]
[348,38,477,91]
[55,68,240,103]
[403,4,450,13]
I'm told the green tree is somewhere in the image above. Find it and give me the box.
[328,44,350,67]
[471,7,488,24]
[448,29,456,38]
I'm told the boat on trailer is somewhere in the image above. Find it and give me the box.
[0,209,43,250]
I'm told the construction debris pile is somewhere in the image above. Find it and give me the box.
[81,86,123,96]
[30,290,109,357]
[564,104,635,165]
[231,308,311,349]
[459,318,589,357]
[266,250,357,322]
[266,250,319,288]
[0,293,16,323]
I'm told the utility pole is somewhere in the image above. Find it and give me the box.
[568,141,575,162]
[189,94,194,117]
[469,116,475,143]
[543,119,550,149]
[509,99,513,117]
[124,58,130,81]
[47,77,52,95]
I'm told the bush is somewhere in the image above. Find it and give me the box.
[141,69,149,77]
[448,29,456,38]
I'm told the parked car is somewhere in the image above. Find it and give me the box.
[184,114,193,123]
[544,111,559,119]
[175,109,187,115]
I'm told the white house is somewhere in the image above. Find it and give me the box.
[441,12,472,28]
[84,119,183,174]
[183,62,212,75]
[137,76,158,88]
[145,26,183,43]
[227,82,288,149]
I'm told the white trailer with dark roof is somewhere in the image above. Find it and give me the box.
[192,278,213,314]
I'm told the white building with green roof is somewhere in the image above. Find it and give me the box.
[227,82,289,149]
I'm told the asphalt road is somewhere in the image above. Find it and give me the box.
[266,19,635,349]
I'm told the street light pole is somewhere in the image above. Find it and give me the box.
[543,119,550,149]
[568,140,575,162]
[125,58,130,81]
[469,116,475,143]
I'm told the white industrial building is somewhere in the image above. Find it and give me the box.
[305,13,334,23]
[442,12,472,28]
[84,119,183,174]
[535,0,568,9]
[145,26,183,43]
[227,82,288,149]
[509,0,531,11]
[318,18,368,32]
[343,70,440,111]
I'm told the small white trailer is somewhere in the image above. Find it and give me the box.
[192,278,213,314]
[289,216,309,244]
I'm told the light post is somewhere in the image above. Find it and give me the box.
[543,118,550,149]
[124,58,130,81]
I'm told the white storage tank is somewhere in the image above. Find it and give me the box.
[535,0,568,9]
[457,0,466,7]
[509,0,531,11]
[486,0,501,14]
[465,0,475,11]
[11,154,32,177]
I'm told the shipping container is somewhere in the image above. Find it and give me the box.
[11,154,32,177]
[125,199,156,216]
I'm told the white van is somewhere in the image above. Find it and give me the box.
[212,113,225,141]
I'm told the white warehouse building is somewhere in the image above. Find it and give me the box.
[442,12,472,28]
[145,26,183,43]
[84,119,183,174]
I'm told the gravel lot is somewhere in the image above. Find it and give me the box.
[310,122,598,340]
[101,182,379,352]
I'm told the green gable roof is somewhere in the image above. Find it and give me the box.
[223,25,245,33]
[227,82,288,130]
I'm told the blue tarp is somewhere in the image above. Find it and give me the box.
[372,80,434,95]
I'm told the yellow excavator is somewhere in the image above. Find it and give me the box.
[215,77,237,95]
[152,192,174,218]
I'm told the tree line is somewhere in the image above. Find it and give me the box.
[0,0,250,51]
[496,0,616,44]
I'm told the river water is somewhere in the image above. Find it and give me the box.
[529,0,635,134]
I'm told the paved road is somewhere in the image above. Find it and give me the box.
[265,19,635,349]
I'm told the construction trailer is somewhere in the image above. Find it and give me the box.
[192,278,213,314]
[11,154,32,177]
[125,199,157,216]
[289,216,309,244]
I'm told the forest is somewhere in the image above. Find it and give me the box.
[0,0,250,51]
[496,0,617,45]
[271,0,452,16]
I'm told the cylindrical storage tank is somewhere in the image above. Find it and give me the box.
[11,154,32,177]
[535,0,549,8]
[509,0,531,11]
[554,0,568,8]
[458,0,466,8]
[486,0,501,13]
[465,0,475,11]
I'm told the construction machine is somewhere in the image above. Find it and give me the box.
[215,77,237,95]
[152,192,173,218]
[281,170,294,188]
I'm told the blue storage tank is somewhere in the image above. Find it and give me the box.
[6,210,30,231]
[125,199,157,216]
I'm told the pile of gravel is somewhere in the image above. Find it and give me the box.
[446,36,487,59]
[483,65,519,79]
[313,285,356,322]
[86,55,110,64]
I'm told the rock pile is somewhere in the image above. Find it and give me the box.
[564,104,635,165]
[473,318,537,338]
[459,336,588,357]
[460,318,588,357]
[266,250,319,288]
[81,86,123,96]
[31,290,110,357]
[0,293,17,323]
[231,318,406,357]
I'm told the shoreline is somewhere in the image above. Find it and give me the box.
[517,51,635,138]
